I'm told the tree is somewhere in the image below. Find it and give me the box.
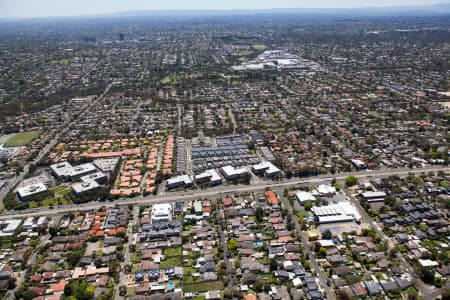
[322,229,332,240]
[304,201,313,211]
[420,268,435,284]
[228,239,238,252]
[270,258,278,271]
[255,207,264,223]
[442,288,450,300]
[345,175,358,187]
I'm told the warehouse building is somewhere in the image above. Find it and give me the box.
[312,202,361,224]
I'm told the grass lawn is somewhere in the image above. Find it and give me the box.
[51,186,72,196]
[127,286,136,297]
[4,131,41,147]
[183,281,224,293]
[0,134,15,145]
[164,246,182,257]
[252,44,268,51]
[190,296,205,300]
[160,256,181,269]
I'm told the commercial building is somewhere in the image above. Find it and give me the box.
[195,169,222,186]
[220,165,249,180]
[50,162,97,181]
[151,203,173,223]
[17,182,48,201]
[0,219,22,237]
[294,191,316,204]
[80,172,108,185]
[361,191,387,202]
[167,175,193,190]
[93,158,120,173]
[252,161,280,178]
[72,180,100,195]
[312,202,361,224]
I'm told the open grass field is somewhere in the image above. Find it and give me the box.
[182,281,224,293]
[0,134,15,145]
[4,131,41,147]
[252,44,268,51]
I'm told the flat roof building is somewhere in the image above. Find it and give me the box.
[17,182,48,201]
[220,165,249,180]
[0,219,22,236]
[151,203,173,223]
[294,191,316,203]
[252,161,281,178]
[72,180,100,195]
[312,202,361,224]
[195,169,222,186]
[80,172,108,185]
[167,175,193,190]
[361,191,387,202]
[51,162,97,181]
[93,158,120,173]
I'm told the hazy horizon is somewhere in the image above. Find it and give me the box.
[1,0,449,19]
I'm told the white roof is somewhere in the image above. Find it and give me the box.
[70,163,97,177]
[252,161,280,175]
[17,182,47,198]
[221,165,248,177]
[72,180,100,194]
[317,184,336,195]
[167,175,192,186]
[80,172,107,183]
[51,161,97,178]
[361,191,387,199]
[294,191,316,203]
[151,203,173,222]
[317,240,335,247]
[312,202,361,224]
[418,259,439,267]
[50,161,73,177]
[195,169,222,182]
[0,219,22,233]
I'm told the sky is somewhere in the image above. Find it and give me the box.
[0,0,448,18]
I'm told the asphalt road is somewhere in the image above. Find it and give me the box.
[1,166,449,220]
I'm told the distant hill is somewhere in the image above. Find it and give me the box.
[1,3,449,21]
[100,3,450,18]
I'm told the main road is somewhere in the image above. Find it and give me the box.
[0,166,448,220]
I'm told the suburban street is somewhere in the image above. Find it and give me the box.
[279,190,336,300]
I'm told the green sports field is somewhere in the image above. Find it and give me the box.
[4,131,41,147]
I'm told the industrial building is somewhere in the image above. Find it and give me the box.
[312,202,361,224]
